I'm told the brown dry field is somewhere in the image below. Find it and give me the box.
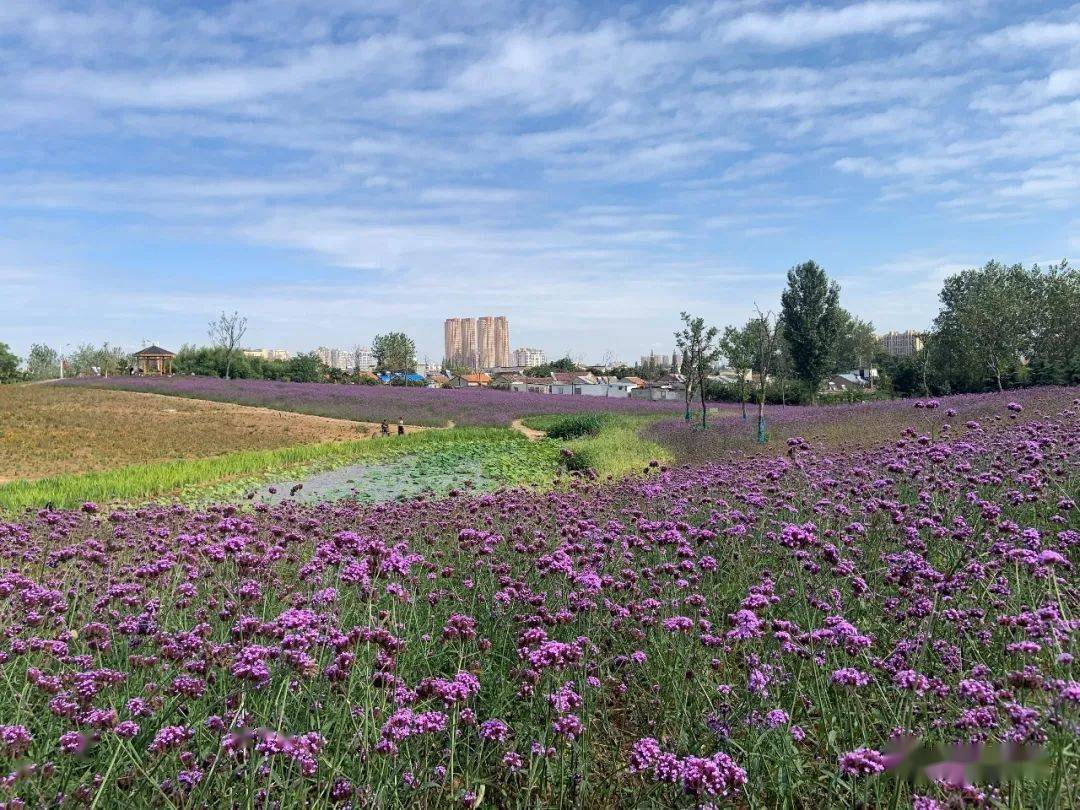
[0,384,382,481]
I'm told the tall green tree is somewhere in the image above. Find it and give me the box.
[372,332,417,374]
[285,352,327,383]
[1027,260,1080,385]
[720,325,754,419]
[833,310,877,373]
[0,343,20,383]
[933,261,1029,392]
[676,312,721,428]
[26,344,60,380]
[780,260,843,404]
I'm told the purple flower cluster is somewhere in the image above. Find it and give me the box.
[629,738,748,797]
[838,747,887,777]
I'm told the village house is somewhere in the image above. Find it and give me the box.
[507,375,554,394]
[823,367,878,392]
[548,371,594,395]
[449,372,492,388]
[629,374,686,401]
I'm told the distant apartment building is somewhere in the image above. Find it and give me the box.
[351,346,375,372]
[877,330,924,358]
[444,318,463,368]
[445,315,509,370]
[243,348,291,361]
[315,347,352,370]
[477,316,511,369]
[640,350,681,372]
[494,317,510,367]
[460,318,477,368]
[513,347,546,368]
[477,317,497,369]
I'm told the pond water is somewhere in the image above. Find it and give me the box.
[249,453,496,505]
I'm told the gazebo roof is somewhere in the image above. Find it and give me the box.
[134,345,175,357]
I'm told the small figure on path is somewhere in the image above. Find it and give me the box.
[380,420,390,436]
[397,417,405,436]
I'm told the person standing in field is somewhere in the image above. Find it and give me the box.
[380,419,390,436]
[397,418,405,436]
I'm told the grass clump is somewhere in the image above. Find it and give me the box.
[527,412,615,440]
[523,413,671,478]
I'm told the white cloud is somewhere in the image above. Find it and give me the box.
[384,25,680,115]
[1046,68,1080,99]
[1,0,1077,358]
[419,186,524,204]
[23,36,424,108]
[978,18,1080,50]
[716,1,953,48]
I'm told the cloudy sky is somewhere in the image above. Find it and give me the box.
[1,1,1077,363]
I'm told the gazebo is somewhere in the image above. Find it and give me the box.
[134,345,175,375]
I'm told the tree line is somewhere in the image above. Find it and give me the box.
[3,260,1074,394]
[676,257,1078,421]
[0,312,422,385]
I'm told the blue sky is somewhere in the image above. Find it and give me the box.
[1,1,1077,363]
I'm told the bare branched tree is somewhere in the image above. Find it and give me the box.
[676,312,721,429]
[208,311,248,380]
[748,306,781,444]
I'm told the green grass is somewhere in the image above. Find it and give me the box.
[0,428,544,513]
[0,412,670,513]
[522,413,671,478]
[533,411,616,439]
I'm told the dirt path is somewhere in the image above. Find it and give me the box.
[510,419,547,441]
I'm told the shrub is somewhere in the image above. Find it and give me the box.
[541,412,616,440]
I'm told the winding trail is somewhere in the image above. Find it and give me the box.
[510,419,547,441]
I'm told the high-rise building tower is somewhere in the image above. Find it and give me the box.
[459,318,477,369]
[477,316,496,369]
[444,318,462,367]
[494,316,510,367]
[475,316,511,369]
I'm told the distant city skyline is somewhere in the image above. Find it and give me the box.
[2,2,1076,361]
[445,316,511,370]
[49,322,938,371]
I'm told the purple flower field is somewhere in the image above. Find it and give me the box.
[63,376,681,426]
[653,385,1080,463]
[0,389,1076,806]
